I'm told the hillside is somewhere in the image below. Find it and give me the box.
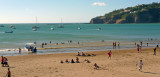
[90,2,160,24]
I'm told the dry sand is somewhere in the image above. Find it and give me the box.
[0,47,160,77]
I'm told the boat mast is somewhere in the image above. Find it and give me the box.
[61,18,63,26]
[36,16,37,26]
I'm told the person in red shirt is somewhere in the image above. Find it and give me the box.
[1,56,4,67]
[107,50,112,59]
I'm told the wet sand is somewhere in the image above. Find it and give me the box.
[0,47,160,77]
[38,40,153,49]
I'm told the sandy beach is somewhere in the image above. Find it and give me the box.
[0,47,160,77]
[1,1,160,77]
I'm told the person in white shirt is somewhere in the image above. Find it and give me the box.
[139,60,143,71]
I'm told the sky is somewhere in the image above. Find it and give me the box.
[0,0,159,23]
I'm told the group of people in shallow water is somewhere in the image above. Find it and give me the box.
[25,45,37,53]
[113,42,120,48]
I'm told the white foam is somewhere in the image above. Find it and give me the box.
[0,48,28,52]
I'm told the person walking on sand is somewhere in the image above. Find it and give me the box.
[153,47,156,56]
[107,50,112,59]
[139,60,143,71]
[6,68,11,77]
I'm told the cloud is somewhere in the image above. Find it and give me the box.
[92,2,106,6]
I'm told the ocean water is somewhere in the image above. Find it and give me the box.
[0,23,160,56]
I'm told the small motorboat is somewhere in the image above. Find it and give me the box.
[0,25,4,27]
[32,28,37,31]
[57,25,64,28]
[32,26,40,29]
[10,25,15,29]
[78,27,81,30]
[51,26,54,30]
[97,28,101,30]
[5,31,13,33]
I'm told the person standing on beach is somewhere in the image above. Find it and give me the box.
[139,60,143,71]
[6,68,11,77]
[153,47,156,55]
[139,46,142,53]
[107,50,112,59]
[137,44,139,52]
[1,56,4,67]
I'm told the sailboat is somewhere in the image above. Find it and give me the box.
[57,18,64,28]
[32,17,38,31]
[97,28,101,30]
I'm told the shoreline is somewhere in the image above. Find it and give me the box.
[0,40,159,56]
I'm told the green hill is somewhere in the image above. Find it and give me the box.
[90,2,160,24]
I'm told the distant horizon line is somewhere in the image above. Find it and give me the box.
[0,22,90,24]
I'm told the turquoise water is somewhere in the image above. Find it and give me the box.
[0,23,160,49]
